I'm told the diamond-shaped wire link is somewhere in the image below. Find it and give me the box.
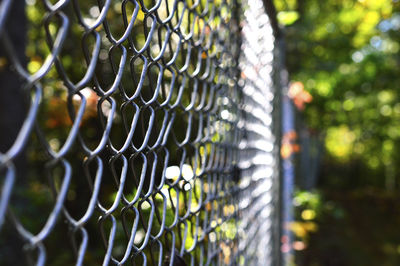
[0,0,281,265]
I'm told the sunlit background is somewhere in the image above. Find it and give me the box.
[275,0,400,265]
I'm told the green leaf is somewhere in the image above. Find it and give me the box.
[277,11,299,25]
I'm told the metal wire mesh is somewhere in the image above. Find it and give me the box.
[0,0,281,265]
[238,1,281,265]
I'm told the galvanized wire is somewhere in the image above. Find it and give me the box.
[238,1,281,265]
[0,0,281,265]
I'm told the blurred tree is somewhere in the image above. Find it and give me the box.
[275,0,400,189]
[274,0,400,265]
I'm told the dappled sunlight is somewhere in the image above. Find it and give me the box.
[325,125,356,160]
[275,0,400,264]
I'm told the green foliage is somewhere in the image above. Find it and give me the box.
[275,0,400,265]
[293,190,321,212]
[277,11,300,25]
[275,0,400,183]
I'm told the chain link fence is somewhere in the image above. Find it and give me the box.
[0,0,283,265]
